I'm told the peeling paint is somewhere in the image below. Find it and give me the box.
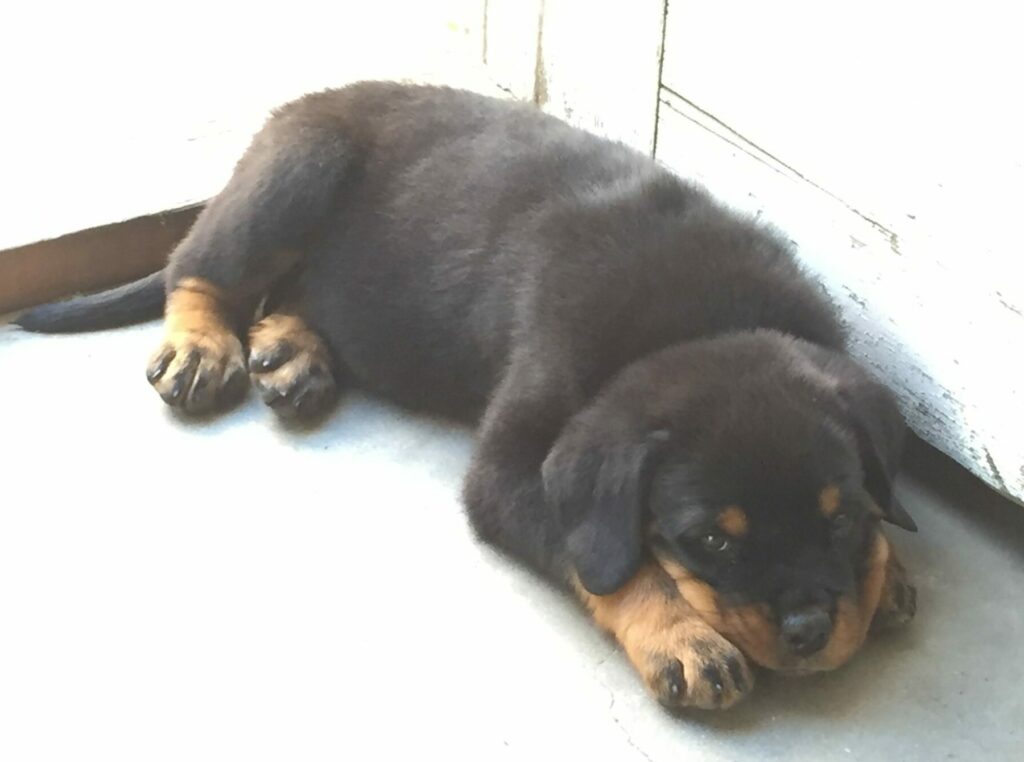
[984,448,1008,492]
[842,285,868,308]
[996,291,1023,318]
[848,206,902,255]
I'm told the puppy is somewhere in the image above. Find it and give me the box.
[17,82,918,709]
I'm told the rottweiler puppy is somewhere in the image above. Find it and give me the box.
[18,82,918,710]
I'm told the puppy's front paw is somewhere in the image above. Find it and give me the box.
[249,314,337,421]
[147,330,248,414]
[635,624,754,710]
[578,564,754,710]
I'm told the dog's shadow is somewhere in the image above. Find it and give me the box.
[168,388,472,450]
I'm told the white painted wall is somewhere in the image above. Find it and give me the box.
[0,0,489,250]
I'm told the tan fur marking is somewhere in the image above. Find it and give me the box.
[574,565,753,709]
[717,505,749,537]
[819,484,842,518]
[165,278,233,338]
[574,565,683,643]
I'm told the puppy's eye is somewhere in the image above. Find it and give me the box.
[699,532,731,553]
[832,513,853,534]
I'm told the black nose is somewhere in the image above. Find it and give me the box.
[780,608,832,657]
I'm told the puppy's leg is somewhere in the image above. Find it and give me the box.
[871,545,917,630]
[464,358,576,581]
[147,103,353,414]
[248,311,338,421]
[577,564,754,710]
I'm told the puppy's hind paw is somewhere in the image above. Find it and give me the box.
[249,313,338,422]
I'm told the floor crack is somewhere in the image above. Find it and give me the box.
[613,715,656,762]
[597,676,655,762]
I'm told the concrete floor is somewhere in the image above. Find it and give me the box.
[1,322,1022,761]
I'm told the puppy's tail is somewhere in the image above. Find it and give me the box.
[14,270,166,333]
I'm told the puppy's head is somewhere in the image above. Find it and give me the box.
[543,330,915,673]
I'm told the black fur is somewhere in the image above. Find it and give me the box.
[19,82,913,604]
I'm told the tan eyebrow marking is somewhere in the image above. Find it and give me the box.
[819,485,842,517]
[717,505,749,537]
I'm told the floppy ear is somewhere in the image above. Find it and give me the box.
[837,379,917,532]
[542,429,665,595]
